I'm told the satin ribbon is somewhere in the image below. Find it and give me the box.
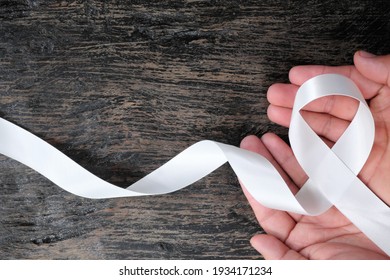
[0,74,389,256]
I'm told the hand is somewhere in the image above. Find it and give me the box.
[240,51,390,259]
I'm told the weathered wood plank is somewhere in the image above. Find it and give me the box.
[1,0,390,259]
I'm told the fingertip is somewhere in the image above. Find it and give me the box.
[266,83,282,104]
[353,50,378,67]
[288,66,312,85]
[288,66,301,83]
[266,104,276,121]
[250,234,280,259]
[353,50,375,67]
[240,135,261,150]
[267,105,291,127]
[354,50,390,86]
[261,132,280,148]
[240,134,274,161]
[250,234,264,249]
[260,132,291,162]
[267,83,298,107]
[250,234,306,260]
[260,131,277,139]
[355,50,377,59]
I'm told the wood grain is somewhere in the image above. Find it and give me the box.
[1,0,390,259]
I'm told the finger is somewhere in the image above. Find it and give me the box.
[353,51,390,109]
[354,51,390,88]
[268,96,354,142]
[267,104,291,127]
[289,65,354,85]
[300,110,351,143]
[260,133,308,188]
[240,135,298,240]
[289,63,382,100]
[251,234,307,260]
[268,105,349,143]
[240,135,299,194]
[267,83,298,108]
[268,84,359,121]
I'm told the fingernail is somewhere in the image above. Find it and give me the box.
[359,50,376,58]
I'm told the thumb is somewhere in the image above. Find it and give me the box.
[354,51,390,87]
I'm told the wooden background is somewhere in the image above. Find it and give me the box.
[1,0,390,259]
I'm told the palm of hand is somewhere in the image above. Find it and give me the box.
[240,53,390,259]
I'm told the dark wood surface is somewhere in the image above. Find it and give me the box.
[1,0,390,259]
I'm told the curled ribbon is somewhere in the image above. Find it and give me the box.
[0,74,389,255]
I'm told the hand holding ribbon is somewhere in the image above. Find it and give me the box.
[240,51,390,260]
[0,51,389,260]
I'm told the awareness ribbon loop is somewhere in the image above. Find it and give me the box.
[0,74,389,255]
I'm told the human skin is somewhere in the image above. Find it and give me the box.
[240,51,390,259]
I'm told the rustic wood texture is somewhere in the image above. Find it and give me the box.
[1,0,390,259]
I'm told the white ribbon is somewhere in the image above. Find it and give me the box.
[0,74,389,256]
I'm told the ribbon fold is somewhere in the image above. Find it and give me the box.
[1,74,389,256]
